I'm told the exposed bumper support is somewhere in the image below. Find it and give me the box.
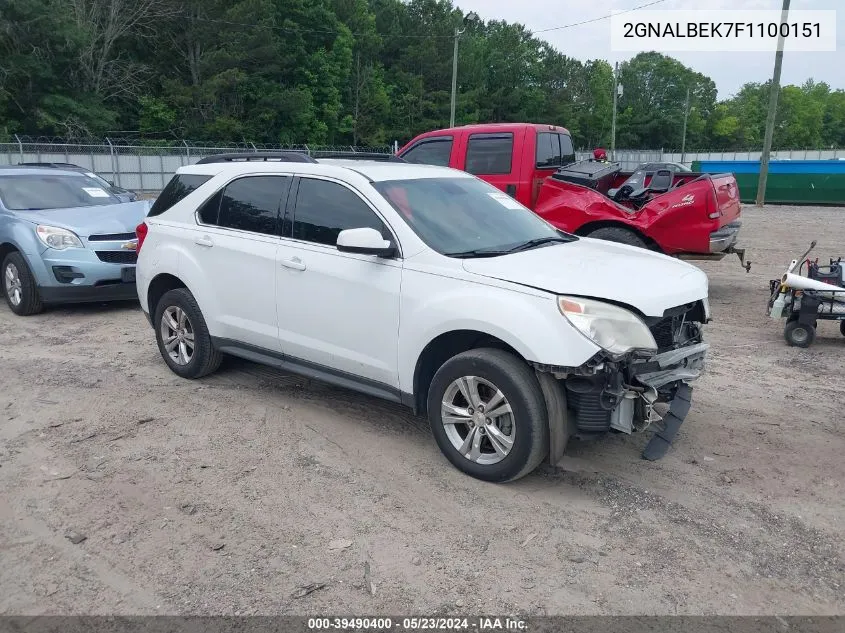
[642,382,693,460]
[633,342,709,389]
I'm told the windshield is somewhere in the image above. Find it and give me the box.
[374,177,575,256]
[0,174,120,210]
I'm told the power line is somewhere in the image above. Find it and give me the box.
[186,1,670,41]
[533,0,669,34]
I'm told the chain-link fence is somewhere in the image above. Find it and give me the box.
[0,137,395,193]
[1,137,842,193]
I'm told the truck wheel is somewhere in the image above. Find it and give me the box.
[153,288,222,378]
[784,320,815,348]
[2,252,44,316]
[586,227,648,249]
[426,348,549,483]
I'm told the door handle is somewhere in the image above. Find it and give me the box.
[280,257,306,271]
[194,236,214,247]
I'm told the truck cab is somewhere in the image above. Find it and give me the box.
[399,123,574,210]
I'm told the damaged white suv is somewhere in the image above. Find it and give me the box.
[135,153,709,482]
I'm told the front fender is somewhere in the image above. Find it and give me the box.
[0,219,53,285]
[397,273,600,393]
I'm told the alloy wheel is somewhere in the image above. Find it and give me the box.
[160,305,195,365]
[440,376,515,465]
[4,263,22,307]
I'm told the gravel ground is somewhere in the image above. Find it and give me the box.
[1,205,843,616]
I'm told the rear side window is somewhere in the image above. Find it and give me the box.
[292,178,386,247]
[536,133,560,169]
[148,174,211,217]
[402,138,453,166]
[536,132,576,169]
[465,134,513,175]
[558,134,575,166]
[201,176,289,235]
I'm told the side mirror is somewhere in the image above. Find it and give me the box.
[336,227,396,257]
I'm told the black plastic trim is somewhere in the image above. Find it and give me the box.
[39,283,138,304]
[211,337,407,405]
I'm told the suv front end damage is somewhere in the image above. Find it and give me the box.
[533,299,708,462]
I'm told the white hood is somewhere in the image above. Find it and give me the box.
[462,238,708,317]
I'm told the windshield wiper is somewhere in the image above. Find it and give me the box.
[445,248,512,258]
[504,235,573,253]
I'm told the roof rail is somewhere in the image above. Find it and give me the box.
[195,152,317,165]
[314,151,406,163]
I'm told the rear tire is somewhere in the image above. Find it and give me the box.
[586,227,648,249]
[784,320,815,348]
[426,348,549,483]
[153,288,222,378]
[2,252,43,316]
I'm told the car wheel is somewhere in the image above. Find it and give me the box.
[427,348,549,483]
[153,288,222,378]
[840,321,845,337]
[2,252,43,316]
[587,227,648,249]
[784,320,815,348]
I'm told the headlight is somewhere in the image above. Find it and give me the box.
[36,225,83,250]
[558,295,657,356]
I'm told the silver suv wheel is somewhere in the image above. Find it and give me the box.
[160,305,195,365]
[4,262,22,306]
[441,376,515,465]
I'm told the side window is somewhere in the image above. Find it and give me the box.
[211,175,289,235]
[293,178,386,247]
[197,190,222,225]
[558,134,576,166]
[402,138,453,166]
[536,132,561,169]
[148,174,211,217]
[465,134,513,175]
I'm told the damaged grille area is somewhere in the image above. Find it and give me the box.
[647,300,707,351]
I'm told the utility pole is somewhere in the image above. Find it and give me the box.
[756,0,791,207]
[450,27,460,128]
[449,12,478,128]
[611,62,621,160]
[680,86,691,165]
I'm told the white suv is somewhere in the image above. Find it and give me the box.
[135,153,710,482]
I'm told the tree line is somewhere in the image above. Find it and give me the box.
[1,0,843,150]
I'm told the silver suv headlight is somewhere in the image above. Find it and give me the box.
[36,225,84,250]
[558,295,657,356]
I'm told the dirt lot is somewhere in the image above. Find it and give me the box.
[1,205,843,616]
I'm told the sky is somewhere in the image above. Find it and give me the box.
[454,0,844,99]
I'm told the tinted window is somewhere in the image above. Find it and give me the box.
[402,139,453,166]
[293,178,385,247]
[148,174,211,217]
[536,133,560,169]
[0,174,120,210]
[558,134,576,166]
[197,190,223,225]
[465,134,513,175]
[212,176,288,235]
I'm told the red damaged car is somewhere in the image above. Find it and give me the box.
[398,123,749,270]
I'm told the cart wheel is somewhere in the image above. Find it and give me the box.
[784,321,815,348]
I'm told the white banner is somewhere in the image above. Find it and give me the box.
[610,10,837,53]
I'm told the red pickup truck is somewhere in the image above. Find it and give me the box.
[398,123,748,269]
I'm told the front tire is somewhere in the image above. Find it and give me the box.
[427,348,549,483]
[586,227,648,249]
[2,252,43,316]
[153,288,222,378]
[784,320,815,348]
